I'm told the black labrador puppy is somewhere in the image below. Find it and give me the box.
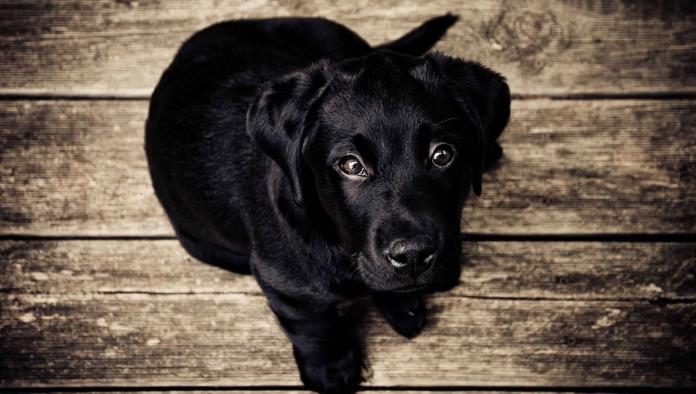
[146,14,509,393]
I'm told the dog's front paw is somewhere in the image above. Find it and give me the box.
[374,293,426,339]
[293,345,362,394]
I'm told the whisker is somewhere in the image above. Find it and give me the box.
[350,264,361,275]
[349,253,362,275]
[460,220,481,259]
[433,117,461,128]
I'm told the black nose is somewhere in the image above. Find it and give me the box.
[387,237,437,278]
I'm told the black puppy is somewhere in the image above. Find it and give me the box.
[146,14,509,393]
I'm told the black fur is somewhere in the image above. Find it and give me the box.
[146,14,509,394]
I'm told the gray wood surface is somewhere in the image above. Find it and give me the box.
[2,293,694,387]
[0,392,615,394]
[2,99,695,235]
[1,240,694,300]
[0,0,694,96]
[2,392,619,394]
[1,0,695,391]
[2,239,694,387]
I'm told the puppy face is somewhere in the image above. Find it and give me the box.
[248,51,510,293]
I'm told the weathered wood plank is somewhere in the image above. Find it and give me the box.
[2,293,694,387]
[1,240,694,300]
[1,99,695,235]
[31,387,611,394]
[0,100,160,235]
[32,387,599,394]
[0,1,694,96]
[475,99,696,234]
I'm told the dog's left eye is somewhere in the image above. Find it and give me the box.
[430,144,455,167]
[338,155,368,177]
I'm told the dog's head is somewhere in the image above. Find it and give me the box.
[247,50,510,293]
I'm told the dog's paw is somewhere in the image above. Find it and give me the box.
[375,293,426,339]
[294,345,362,394]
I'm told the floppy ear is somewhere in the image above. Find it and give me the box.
[427,53,511,196]
[246,62,332,205]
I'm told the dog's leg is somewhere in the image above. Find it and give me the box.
[372,292,426,339]
[264,290,362,393]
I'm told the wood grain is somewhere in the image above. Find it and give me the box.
[0,0,694,96]
[1,240,694,300]
[1,0,695,391]
[1,99,695,235]
[2,293,694,387]
[0,100,158,235]
[2,392,613,394]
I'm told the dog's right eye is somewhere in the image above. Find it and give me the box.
[338,156,367,178]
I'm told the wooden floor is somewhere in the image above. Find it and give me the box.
[1,0,695,392]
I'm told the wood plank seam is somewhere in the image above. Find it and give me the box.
[2,235,696,241]
[2,288,696,304]
[2,93,696,100]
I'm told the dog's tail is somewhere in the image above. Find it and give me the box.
[374,13,459,56]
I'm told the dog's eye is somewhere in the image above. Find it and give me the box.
[431,144,455,167]
[338,156,367,177]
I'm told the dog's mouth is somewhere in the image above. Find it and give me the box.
[351,252,442,293]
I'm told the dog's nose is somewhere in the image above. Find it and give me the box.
[387,237,437,278]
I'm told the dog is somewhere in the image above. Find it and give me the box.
[145,14,509,393]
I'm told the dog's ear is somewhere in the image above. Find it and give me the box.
[425,53,511,196]
[246,62,332,205]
